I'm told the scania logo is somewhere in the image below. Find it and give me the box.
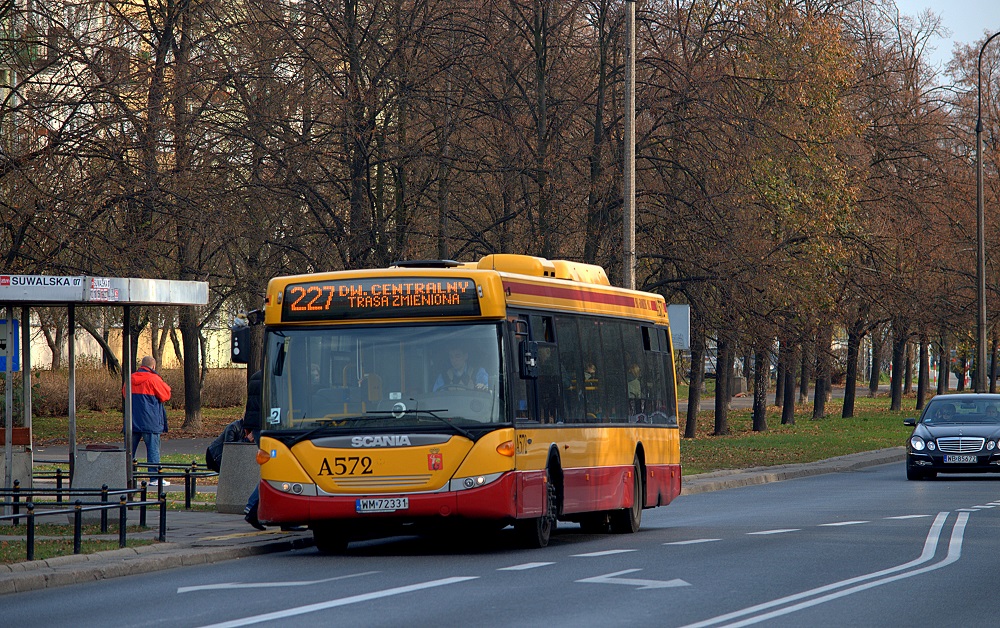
[352,435,412,447]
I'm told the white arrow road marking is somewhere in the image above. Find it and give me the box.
[178,572,378,593]
[679,511,954,628]
[198,577,479,628]
[576,569,690,590]
[498,562,555,571]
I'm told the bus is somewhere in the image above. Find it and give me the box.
[251,254,681,551]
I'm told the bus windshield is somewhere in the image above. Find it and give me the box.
[263,323,504,430]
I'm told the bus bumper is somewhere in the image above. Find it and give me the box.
[258,471,519,525]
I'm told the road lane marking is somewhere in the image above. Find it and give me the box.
[957,508,979,512]
[818,521,868,527]
[711,512,970,627]
[198,577,479,627]
[576,569,690,590]
[678,511,951,628]
[665,539,721,545]
[498,562,555,571]
[572,549,637,557]
[747,529,799,535]
[178,572,378,593]
[974,505,995,508]
[884,515,932,519]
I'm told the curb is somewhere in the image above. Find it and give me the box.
[680,447,906,495]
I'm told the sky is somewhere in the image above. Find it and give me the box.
[893,0,999,70]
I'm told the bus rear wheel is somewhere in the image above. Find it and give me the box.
[609,459,643,534]
[515,476,557,548]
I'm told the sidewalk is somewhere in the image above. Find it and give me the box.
[0,446,905,596]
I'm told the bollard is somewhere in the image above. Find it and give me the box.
[12,480,20,526]
[73,500,83,555]
[139,482,148,527]
[26,502,35,561]
[119,495,127,548]
[100,484,109,533]
[158,495,167,542]
[184,466,192,510]
[56,468,63,503]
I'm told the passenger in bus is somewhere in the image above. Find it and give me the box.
[433,346,489,391]
[627,363,642,399]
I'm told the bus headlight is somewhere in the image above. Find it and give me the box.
[910,437,925,451]
[450,472,504,491]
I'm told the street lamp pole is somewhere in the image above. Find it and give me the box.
[976,32,1000,393]
[623,0,636,290]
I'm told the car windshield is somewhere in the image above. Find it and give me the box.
[921,399,1000,424]
[263,323,504,431]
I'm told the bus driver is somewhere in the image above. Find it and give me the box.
[433,346,488,392]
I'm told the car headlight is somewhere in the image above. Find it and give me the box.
[989,441,997,451]
[927,440,936,451]
[910,437,925,451]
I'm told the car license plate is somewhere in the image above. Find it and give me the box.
[944,455,978,464]
[356,497,408,513]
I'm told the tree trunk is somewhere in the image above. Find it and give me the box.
[179,307,202,430]
[752,349,768,432]
[713,336,731,436]
[812,326,832,420]
[917,336,929,410]
[991,330,998,393]
[843,323,863,419]
[889,319,907,411]
[774,341,785,408]
[937,333,949,394]
[903,342,913,395]
[799,339,811,404]
[782,344,796,425]
[685,329,705,439]
[868,327,882,397]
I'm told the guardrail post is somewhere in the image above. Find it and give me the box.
[139,482,148,527]
[158,494,167,542]
[26,502,35,561]
[119,495,127,548]
[12,480,20,526]
[73,500,83,554]
[100,484,109,533]
[56,468,63,503]
[184,466,192,510]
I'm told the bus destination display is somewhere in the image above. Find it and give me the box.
[282,277,481,321]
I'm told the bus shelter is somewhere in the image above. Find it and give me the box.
[0,275,209,499]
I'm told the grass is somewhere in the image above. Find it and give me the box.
[0,538,157,563]
[679,392,914,475]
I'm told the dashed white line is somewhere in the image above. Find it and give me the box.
[572,549,638,557]
[885,515,933,520]
[178,572,378,593]
[665,539,721,545]
[747,529,799,535]
[818,521,868,527]
[498,562,554,571]
[198,577,479,627]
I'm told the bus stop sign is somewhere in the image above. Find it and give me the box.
[0,319,20,372]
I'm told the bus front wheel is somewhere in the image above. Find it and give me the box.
[312,524,349,554]
[609,459,643,534]
[515,475,557,548]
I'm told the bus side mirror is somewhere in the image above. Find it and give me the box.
[519,340,538,379]
[230,325,251,364]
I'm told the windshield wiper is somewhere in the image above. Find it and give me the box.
[365,406,475,440]
[288,417,371,446]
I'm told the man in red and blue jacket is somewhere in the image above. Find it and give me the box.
[123,356,172,486]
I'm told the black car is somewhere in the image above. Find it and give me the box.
[904,393,1000,480]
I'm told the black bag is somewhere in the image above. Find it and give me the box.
[205,419,246,472]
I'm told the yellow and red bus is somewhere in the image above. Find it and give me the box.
[253,254,681,551]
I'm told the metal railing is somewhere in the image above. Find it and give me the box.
[0,484,166,562]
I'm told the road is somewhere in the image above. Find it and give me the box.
[7,462,999,627]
